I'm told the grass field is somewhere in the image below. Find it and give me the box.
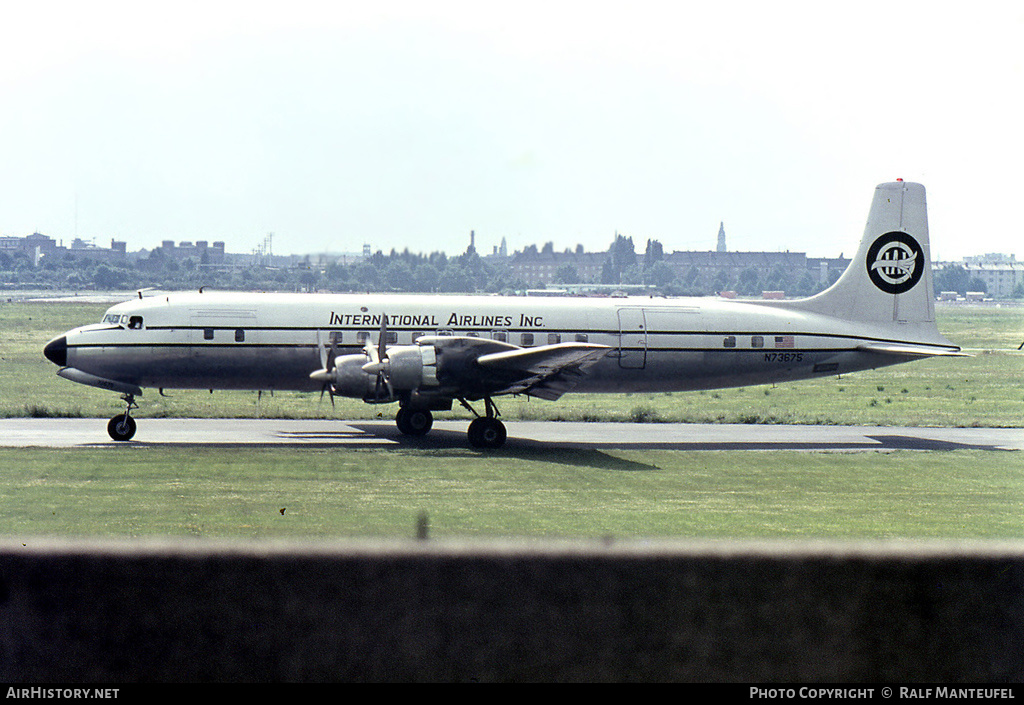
[2,447,1021,540]
[1,298,1021,541]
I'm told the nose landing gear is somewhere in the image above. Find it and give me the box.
[107,394,138,441]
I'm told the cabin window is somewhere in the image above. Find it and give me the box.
[723,336,736,348]
[386,331,398,344]
[575,333,588,343]
[128,316,144,330]
[751,335,764,348]
[521,333,534,347]
[329,331,343,345]
[411,332,422,342]
[356,331,370,344]
[548,332,561,345]
[204,329,215,340]
[493,330,508,342]
[235,329,245,342]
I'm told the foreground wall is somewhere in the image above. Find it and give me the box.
[1,540,1021,682]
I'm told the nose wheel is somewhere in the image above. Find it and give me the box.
[107,394,138,441]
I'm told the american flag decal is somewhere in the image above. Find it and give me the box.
[774,335,794,348]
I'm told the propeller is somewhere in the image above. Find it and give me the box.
[309,314,394,402]
[361,312,392,401]
[311,329,339,407]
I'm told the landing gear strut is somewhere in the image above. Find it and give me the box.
[462,397,506,449]
[396,407,433,436]
[107,394,138,442]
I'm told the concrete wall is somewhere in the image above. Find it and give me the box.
[1,540,1021,682]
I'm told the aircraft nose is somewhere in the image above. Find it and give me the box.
[44,336,67,367]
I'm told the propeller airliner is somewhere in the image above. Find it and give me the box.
[43,181,962,448]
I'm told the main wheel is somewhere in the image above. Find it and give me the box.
[396,408,433,436]
[468,417,506,449]
[107,415,137,442]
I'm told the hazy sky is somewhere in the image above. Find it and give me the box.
[1,1,1021,261]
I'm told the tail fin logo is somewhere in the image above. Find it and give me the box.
[866,232,924,294]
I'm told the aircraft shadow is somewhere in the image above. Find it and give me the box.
[343,424,660,471]
[92,424,1014,461]
[346,424,1012,453]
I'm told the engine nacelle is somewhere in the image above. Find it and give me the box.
[382,345,438,389]
[327,346,438,401]
[329,354,381,399]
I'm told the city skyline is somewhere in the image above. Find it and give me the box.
[3,225,1014,265]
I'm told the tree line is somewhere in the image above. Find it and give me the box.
[1,236,1010,297]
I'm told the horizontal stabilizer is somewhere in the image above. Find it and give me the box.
[856,342,968,358]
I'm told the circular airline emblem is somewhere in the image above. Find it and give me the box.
[866,231,924,294]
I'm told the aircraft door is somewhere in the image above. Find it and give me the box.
[616,307,647,369]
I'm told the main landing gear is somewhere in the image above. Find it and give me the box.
[107,393,138,442]
[394,397,507,449]
[395,406,433,436]
[462,397,506,450]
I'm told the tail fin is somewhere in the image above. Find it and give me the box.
[786,180,957,349]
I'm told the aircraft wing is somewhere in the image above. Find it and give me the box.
[475,342,610,400]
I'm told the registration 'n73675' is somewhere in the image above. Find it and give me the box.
[764,352,803,363]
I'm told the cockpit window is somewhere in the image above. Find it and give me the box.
[101,313,144,329]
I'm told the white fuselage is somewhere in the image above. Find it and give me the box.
[57,290,926,397]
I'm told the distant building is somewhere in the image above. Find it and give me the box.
[489,237,510,258]
[663,249,807,276]
[68,238,128,263]
[492,221,852,290]
[159,240,226,265]
[1,232,60,261]
[806,255,852,284]
[504,249,607,286]
[1,232,126,265]
[959,254,1023,298]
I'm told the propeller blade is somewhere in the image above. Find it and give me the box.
[364,337,378,363]
[317,382,336,408]
[316,329,328,369]
[378,312,388,363]
[328,332,338,370]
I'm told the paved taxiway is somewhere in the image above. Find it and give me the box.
[0,418,1021,451]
